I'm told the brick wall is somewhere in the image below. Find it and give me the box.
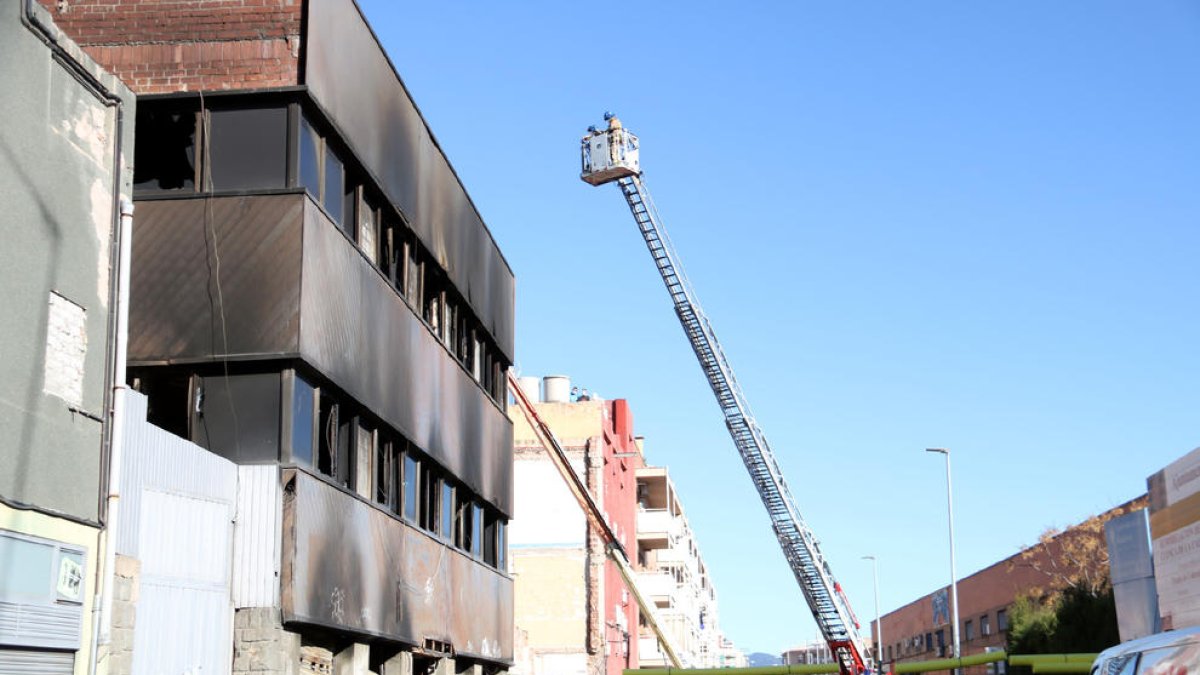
[37,0,302,94]
[879,496,1148,674]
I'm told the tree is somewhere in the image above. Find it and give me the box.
[1006,581,1120,657]
[1011,498,1147,601]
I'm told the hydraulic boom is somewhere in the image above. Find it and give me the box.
[580,115,871,675]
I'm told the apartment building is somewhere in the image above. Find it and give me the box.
[508,377,643,675]
[0,2,133,672]
[634,466,729,669]
[38,1,516,673]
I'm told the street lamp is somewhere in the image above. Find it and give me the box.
[862,555,881,670]
[926,448,960,663]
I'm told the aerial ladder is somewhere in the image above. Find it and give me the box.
[506,372,686,668]
[580,114,872,675]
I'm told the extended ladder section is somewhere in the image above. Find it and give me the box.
[506,373,685,669]
[605,169,869,675]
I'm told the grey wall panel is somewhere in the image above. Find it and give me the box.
[282,470,512,663]
[299,203,514,515]
[129,195,304,364]
[304,0,515,361]
[117,392,238,558]
[232,466,282,608]
[0,0,134,523]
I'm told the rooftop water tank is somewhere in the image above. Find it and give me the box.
[543,375,571,403]
[516,376,540,403]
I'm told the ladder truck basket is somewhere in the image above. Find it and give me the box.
[581,122,640,185]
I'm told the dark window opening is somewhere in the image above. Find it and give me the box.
[291,373,315,467]
[343,174,358,236]
[420,463,439,533]
[996,609,1007,631]
[298,115,321,198]
[483,510,498,566]
[324,145,345,230]
[133,105,197,193]
[133,370,191,438]
[206,107,287,191]
[192,372,282,463]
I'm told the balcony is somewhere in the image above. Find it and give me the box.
[637,508,681,549]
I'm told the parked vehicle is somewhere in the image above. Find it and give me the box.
[1093,627,1200,675]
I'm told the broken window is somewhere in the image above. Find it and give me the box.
[402,453,419,523]
[207,107,288,191]
[455,491,472,552]
[380,219,399,288]
[375,436,394,509]
[420,462,439,533]
[317,392,349,483]
[423,274,442,337]
[132,369,191,439]
[291,373,315,467]
[133,104,197,193]
[358,193,380,266]
[404,238,422,308]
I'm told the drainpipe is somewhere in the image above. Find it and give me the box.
[97,198,134,649]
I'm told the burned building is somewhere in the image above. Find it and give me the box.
[38,0,516,673]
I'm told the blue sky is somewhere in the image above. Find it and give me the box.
[358,0,1200,656]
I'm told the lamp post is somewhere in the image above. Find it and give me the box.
[862,555,882,670]
[926,448,960,663]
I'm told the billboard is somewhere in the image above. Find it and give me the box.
[1148,447,1200,630]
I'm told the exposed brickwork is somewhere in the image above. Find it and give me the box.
[880,496,1149,675]
[36,0,302,94]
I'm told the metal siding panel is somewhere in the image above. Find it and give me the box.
[0,648,74,674]
[299,204,514,515]
[118,392,239,557]
[131,582,232,675]
[304,0,515,361]
[128,195,304,364]
[282,470,512,662]
[233,465,282,608]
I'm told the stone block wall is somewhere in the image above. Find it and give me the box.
[233,607,300,675]
[109,554,140,675]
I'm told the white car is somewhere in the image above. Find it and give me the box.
[1093,627,1200,675]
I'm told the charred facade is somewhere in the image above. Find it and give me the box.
[39,0,516,672]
